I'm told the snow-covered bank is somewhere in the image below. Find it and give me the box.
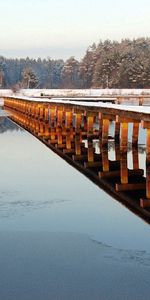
[1,88,150,98]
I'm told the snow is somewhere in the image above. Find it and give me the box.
[3,94,150,115]
[1,88,150,98]
[19,88,150,97]
[2,88,150,116]
[51,97,117,101]
[42,99,150,114]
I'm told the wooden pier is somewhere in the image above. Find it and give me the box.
[3,95,150,223]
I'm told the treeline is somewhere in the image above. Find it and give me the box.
[1,37,150,89]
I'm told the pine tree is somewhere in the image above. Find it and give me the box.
[21,68,39,88]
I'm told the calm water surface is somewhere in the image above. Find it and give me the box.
[0,117,150,300]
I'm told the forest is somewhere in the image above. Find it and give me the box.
[0,37,150,89]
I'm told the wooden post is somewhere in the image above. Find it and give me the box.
[25,116,30,128]
[27,103,30,116]
[132,147,139,170]
[114,121,120,142]
[35,105,40,119]
[102,119,109,147]
[87,115,94,134]
[120,122,128,152]
[145,129,150,200]
[22,102,25,114]
[115,145,121,161]
[75,113,82,131]
[66,130,71,149]
[83,113,87,132]
[75,134,81,155]
[50,107,55,126]
[57,127,63,145]
[139,97,144,106]
[57,108,63,126]
[31,104,35,118]
[50,128,56,141]
[146,128,150,160]
[140,123,150,206]
[44,106,49,123]
[31,119,36,131]
[66,110,73,128]
[98,113,102,137]
[116,97,123,104]
[35,120,40,134]
[45,123,50,137]
[140,162,150,207]
[146,162,150,199]
[132,122,139,146]
[120,152,128,184]
[39,106,44,121]
[39,122,44,136]
[87,140,94,162]
[101,148,109,172]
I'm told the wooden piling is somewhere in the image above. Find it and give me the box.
[132,122,139,146]
[120,122,128,152]
[102,119,109,147]
[114,121,120,142]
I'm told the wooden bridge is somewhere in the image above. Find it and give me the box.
[3,95,150,224]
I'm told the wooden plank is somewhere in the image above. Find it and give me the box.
[63,149,75,154]
[99,170,120,178]
[48,139,58,144]
[99,113,116,121]
[141,120,150,129]
[72,154,88,161]
[116,116,140,123]
[63,148,88,154]
[99,169,144,179]
[55,144,66,149]
[115,182,145,192]
[84,161,102,168]
[140,199,150,208]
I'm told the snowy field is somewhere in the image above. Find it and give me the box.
[1,88,150,98]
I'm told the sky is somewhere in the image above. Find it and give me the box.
[0,0,150,60]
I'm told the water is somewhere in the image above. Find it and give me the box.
[0,117,150,300]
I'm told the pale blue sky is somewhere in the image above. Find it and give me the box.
[1,0,150,60]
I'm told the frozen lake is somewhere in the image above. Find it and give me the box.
[0,117,150,300]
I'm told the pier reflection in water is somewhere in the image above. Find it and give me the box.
[4,104,150,224]
[1,112,150,300]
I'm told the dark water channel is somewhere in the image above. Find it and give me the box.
[0,116,150,300]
